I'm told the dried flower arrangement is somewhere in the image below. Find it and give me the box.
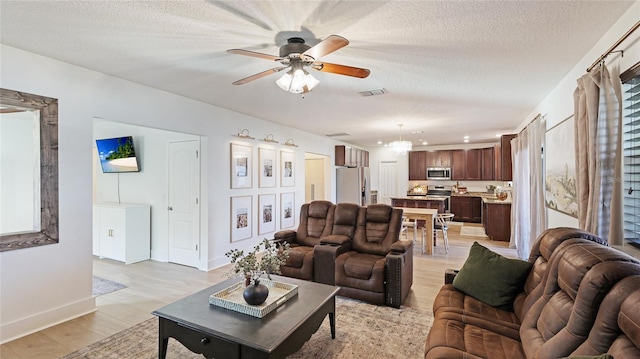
[225,239,290,286]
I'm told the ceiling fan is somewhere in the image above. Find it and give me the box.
[227,35,370,94]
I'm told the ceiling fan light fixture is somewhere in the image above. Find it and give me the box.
[276,68,319,94]
[389,124,412,155]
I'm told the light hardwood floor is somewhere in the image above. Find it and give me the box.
[0,223,513,359]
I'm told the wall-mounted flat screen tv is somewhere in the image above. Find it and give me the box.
[95,136,141,173]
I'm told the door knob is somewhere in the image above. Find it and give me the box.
[168,206,173,211]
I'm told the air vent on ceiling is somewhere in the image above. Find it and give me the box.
[326,132,350,137]
[359,88,387,96]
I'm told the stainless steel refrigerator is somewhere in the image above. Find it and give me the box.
[336,167,371,206]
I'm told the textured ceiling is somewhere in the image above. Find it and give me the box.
[0,1,634,147]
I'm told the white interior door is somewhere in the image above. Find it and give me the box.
[168,140,200,267]
[378,161,398,205]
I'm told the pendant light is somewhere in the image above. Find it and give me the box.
[388,124,412,155]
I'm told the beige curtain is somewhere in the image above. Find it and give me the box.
[510,116,546,259]
[573,64,622,244]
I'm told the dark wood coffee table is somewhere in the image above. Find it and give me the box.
[151,276,339,359]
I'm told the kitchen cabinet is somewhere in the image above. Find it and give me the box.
[426,150,451,167]
[481,147,495,180]
[450,195,482,223]
[482,201,511,242]
[391,198,445,212]
[499,134,517,181]
[93,203,150,264]
[408,151,427,180]
[335,146,369,167]
[451,149,482,180]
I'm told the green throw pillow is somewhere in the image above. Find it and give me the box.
[452,241,532,311]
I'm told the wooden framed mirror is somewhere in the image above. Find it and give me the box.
[0,88,58,251]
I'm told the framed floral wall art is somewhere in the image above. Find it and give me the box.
[258,194,276,235]
[280,150,295,187]
[280,192,295,229]
[259,147,276,188]
[230,195,252,242]
[230,143,252,189]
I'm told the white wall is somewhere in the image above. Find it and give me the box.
[515,1,640,230]
[0,44,344,342]
[92,120,203,264]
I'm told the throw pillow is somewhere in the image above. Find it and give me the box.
[452,241,532,311]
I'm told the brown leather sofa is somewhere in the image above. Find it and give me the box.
[273,200,336,281]
[424,227,640,358]
[274,202,413,308]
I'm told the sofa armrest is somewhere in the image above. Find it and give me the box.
[273,230,296,243]
[314,237,352,285]
[385,243,414,308]
[444,269,460,284]
[390,239,413,254]
[319,234,351,246]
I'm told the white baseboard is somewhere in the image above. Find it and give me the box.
[0,297,96,344]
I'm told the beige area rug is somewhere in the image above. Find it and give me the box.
[61,297,433,359]
[459,226,488,237]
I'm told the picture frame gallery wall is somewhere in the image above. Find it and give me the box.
[229,142,297,242]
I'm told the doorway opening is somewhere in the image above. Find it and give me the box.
[304,153,330,202]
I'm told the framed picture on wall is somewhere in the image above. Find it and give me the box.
[230,196,252,242]
[258,194,276,235]
[544,115,578,218]
[280,192,295,229]
[259,147,276,188]
[281,150,295,187]
[230,143,252,189]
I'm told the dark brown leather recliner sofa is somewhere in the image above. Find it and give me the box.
[424,227,640,359]
[274,201,413,308]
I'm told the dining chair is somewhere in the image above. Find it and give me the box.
[430,213,454,253]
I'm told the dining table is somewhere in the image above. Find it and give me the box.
[394,207,438,255]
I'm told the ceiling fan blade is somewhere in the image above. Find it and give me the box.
[227,49,282,62]
[311,62,370,78]
[232,67,288,85]
[302,35,349,60]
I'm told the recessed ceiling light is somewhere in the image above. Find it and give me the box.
[422,141,428,145]
[495,134,502,137]
[463,135,470,139]
[463,139,469,143]
[377,140,382,145]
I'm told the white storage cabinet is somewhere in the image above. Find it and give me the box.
[93,203,150,264]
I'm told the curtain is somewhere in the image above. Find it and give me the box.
[573,65,622,244]
[510,116,546,259]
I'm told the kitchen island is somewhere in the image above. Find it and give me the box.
[390,196,447,213]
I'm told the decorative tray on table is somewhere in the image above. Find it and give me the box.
[209,279,298,318]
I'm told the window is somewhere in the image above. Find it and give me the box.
[622,62,640,248]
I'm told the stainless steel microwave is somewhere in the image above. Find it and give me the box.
[427,167,451,180]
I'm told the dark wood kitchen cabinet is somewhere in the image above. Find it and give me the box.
[335,145,368,167]
[450,195,482,223]
[408,151,427,180]
[451,149,482,180]
[499,134,517,181]
[483,201,511,242]
[481,147,495,180]
[426,150,451,167]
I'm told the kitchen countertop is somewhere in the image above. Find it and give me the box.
[391,196,448,201]
[482,197,512,205]
[450,191,512,204]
